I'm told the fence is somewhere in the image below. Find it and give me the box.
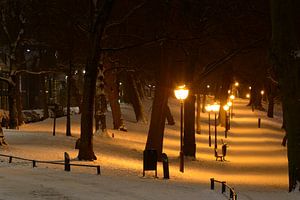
[0,153,101,175]
[210,178,237,200]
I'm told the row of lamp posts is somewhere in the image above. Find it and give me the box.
[173,84,235,172]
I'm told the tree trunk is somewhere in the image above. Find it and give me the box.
[196,93,201,134]
[8,75,18,129]
[106,70,126,130]
[249,82,264,110]
[42,75,49,119]
[270,0,300,191]
[145,45,172,160]
[78,0,115,161]
[166,104,175,125]
[94,67,107,134]
[66,58,72,136]
[125,72,146,122]
[15,75,23,126]
[183,93,196,157]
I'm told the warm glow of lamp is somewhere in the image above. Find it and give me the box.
[230,94,235,100]
[223,105,229,111]
[249,86,252,90]
[235,82,239,87]
[174,85,189,100]
[246,93,250,98]
[261,90,264,95]
[211,103,220,112]
[227,101,232,107]
[205,104,212,112]
[228,90,231,94]
[207,85,210,89]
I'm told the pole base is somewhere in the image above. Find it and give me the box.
[179,151,184,173]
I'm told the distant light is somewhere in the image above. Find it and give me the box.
[228,90,231,94]
[261,90,264,95]
[149,84,152,87]
[230,95,235,100]
[249,86,252,90]
[45,90,49,94]
[227,101,232,107]
[118,99,121,103]
[211,103,220,112]
[205,104,212,112]
[207,85,210,89]
[74,70,78,75]
[235,82,239,87]
[223,105,229,111]
[26,49,30,52]
[119,82,122,86]
[82,70,86,74]
[65,75,68,80]
[246,93,250,98]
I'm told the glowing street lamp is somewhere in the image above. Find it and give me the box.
[174,85,189,173]
[246,93,250,98]
[205,104,212,147]
[211,103,220,149]
[234,82,239,87]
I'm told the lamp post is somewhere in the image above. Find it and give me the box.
[223,104,229,138]
[229,95,235,118]
[174,85,189,173]
[227,101,232,130]
[205,104,212,147]
[211,103,220,149]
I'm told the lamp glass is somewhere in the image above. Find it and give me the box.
[174,85,189,100]
[205,104,212,112]
[227,101,232,107]
[211,104,220,112]
[223,105,229,111]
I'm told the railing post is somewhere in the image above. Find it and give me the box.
[258,118,261,128]
[97,166,101,175]
[230,188,233,199]
[9,156,12,163]
[32,160,36,168]
[210,178,215,190]
[222,181,226,193]
[64,152,71,172]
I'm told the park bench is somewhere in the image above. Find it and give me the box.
[214,144,228,161]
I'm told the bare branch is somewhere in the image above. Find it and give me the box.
[105,1,147,30]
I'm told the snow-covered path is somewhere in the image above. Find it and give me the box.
[1,98,300,199]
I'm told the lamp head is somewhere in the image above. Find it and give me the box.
[174,85,189,100]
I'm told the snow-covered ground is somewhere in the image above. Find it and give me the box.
[1,98,300,200]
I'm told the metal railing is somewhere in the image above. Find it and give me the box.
[210,178,237,200]
[0,153,101,175]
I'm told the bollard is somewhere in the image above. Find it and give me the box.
[221,181,226,193]
[64,152,71,172]
[97,166,101,175]
[210,178,215,190]
[258,118,261,128]
[32,160,36,168]
[162,153,169,179]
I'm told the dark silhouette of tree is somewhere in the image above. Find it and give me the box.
[270,0,300,192]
